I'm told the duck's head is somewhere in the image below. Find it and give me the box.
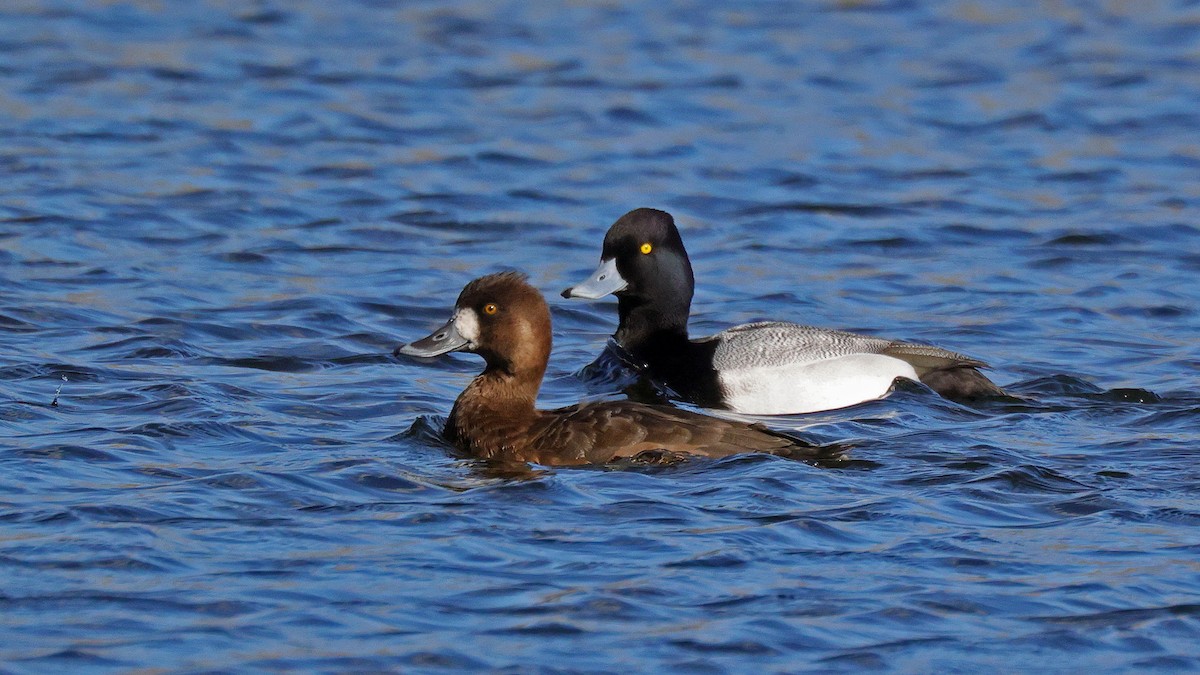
[396,271,551,379]
[562,208,695,335]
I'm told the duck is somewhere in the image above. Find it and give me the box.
[561,207,1006,415]
[394,271,832,466]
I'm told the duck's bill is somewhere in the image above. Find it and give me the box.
[561,258,627,299]
[394,318,469,358]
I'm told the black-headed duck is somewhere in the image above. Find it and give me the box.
[395,271,828,466]
[562,207,1006,415]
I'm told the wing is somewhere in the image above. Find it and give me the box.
[707,321,987,372]
[879,342,988,371]
[527,401,827,465]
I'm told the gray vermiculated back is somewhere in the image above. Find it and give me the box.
[708,322,986,371]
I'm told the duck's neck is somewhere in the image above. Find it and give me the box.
[614,293,722,405]
[445,368,540,460]
[615,293,691,350]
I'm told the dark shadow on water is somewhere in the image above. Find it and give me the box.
[994,375,1171,409]
[399,414,449,447]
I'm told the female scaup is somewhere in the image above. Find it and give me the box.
[395,271,830,465]
[562,208,1006,415]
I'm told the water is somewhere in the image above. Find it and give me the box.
[2,0,1200,670]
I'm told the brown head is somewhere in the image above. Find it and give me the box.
[396,271,552,386]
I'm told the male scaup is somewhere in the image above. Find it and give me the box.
[562,208,1006,415]
[395,271,830,465]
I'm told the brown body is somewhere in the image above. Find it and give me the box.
[398,272,825,466]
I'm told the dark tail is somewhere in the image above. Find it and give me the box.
[920,366,1008,400]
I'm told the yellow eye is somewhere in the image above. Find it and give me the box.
[483,303,498,315]
[640,242,653,254]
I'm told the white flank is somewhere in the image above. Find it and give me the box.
[717,354,919,415]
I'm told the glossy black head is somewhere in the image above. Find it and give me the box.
[562,208,695,342]
[603,208,694,300]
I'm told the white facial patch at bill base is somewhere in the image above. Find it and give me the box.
[453,308,481,347]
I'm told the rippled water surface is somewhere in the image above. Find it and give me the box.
[3,0,1200,671]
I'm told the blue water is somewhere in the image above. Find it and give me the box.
[3,0,1200,671]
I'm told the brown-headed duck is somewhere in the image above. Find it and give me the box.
[395,271,830,466]
[562,207,1007,415]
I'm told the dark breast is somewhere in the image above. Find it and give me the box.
[446,398,539,462]
[623,337,725,409]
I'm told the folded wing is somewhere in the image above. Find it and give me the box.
[528,400,829,464]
